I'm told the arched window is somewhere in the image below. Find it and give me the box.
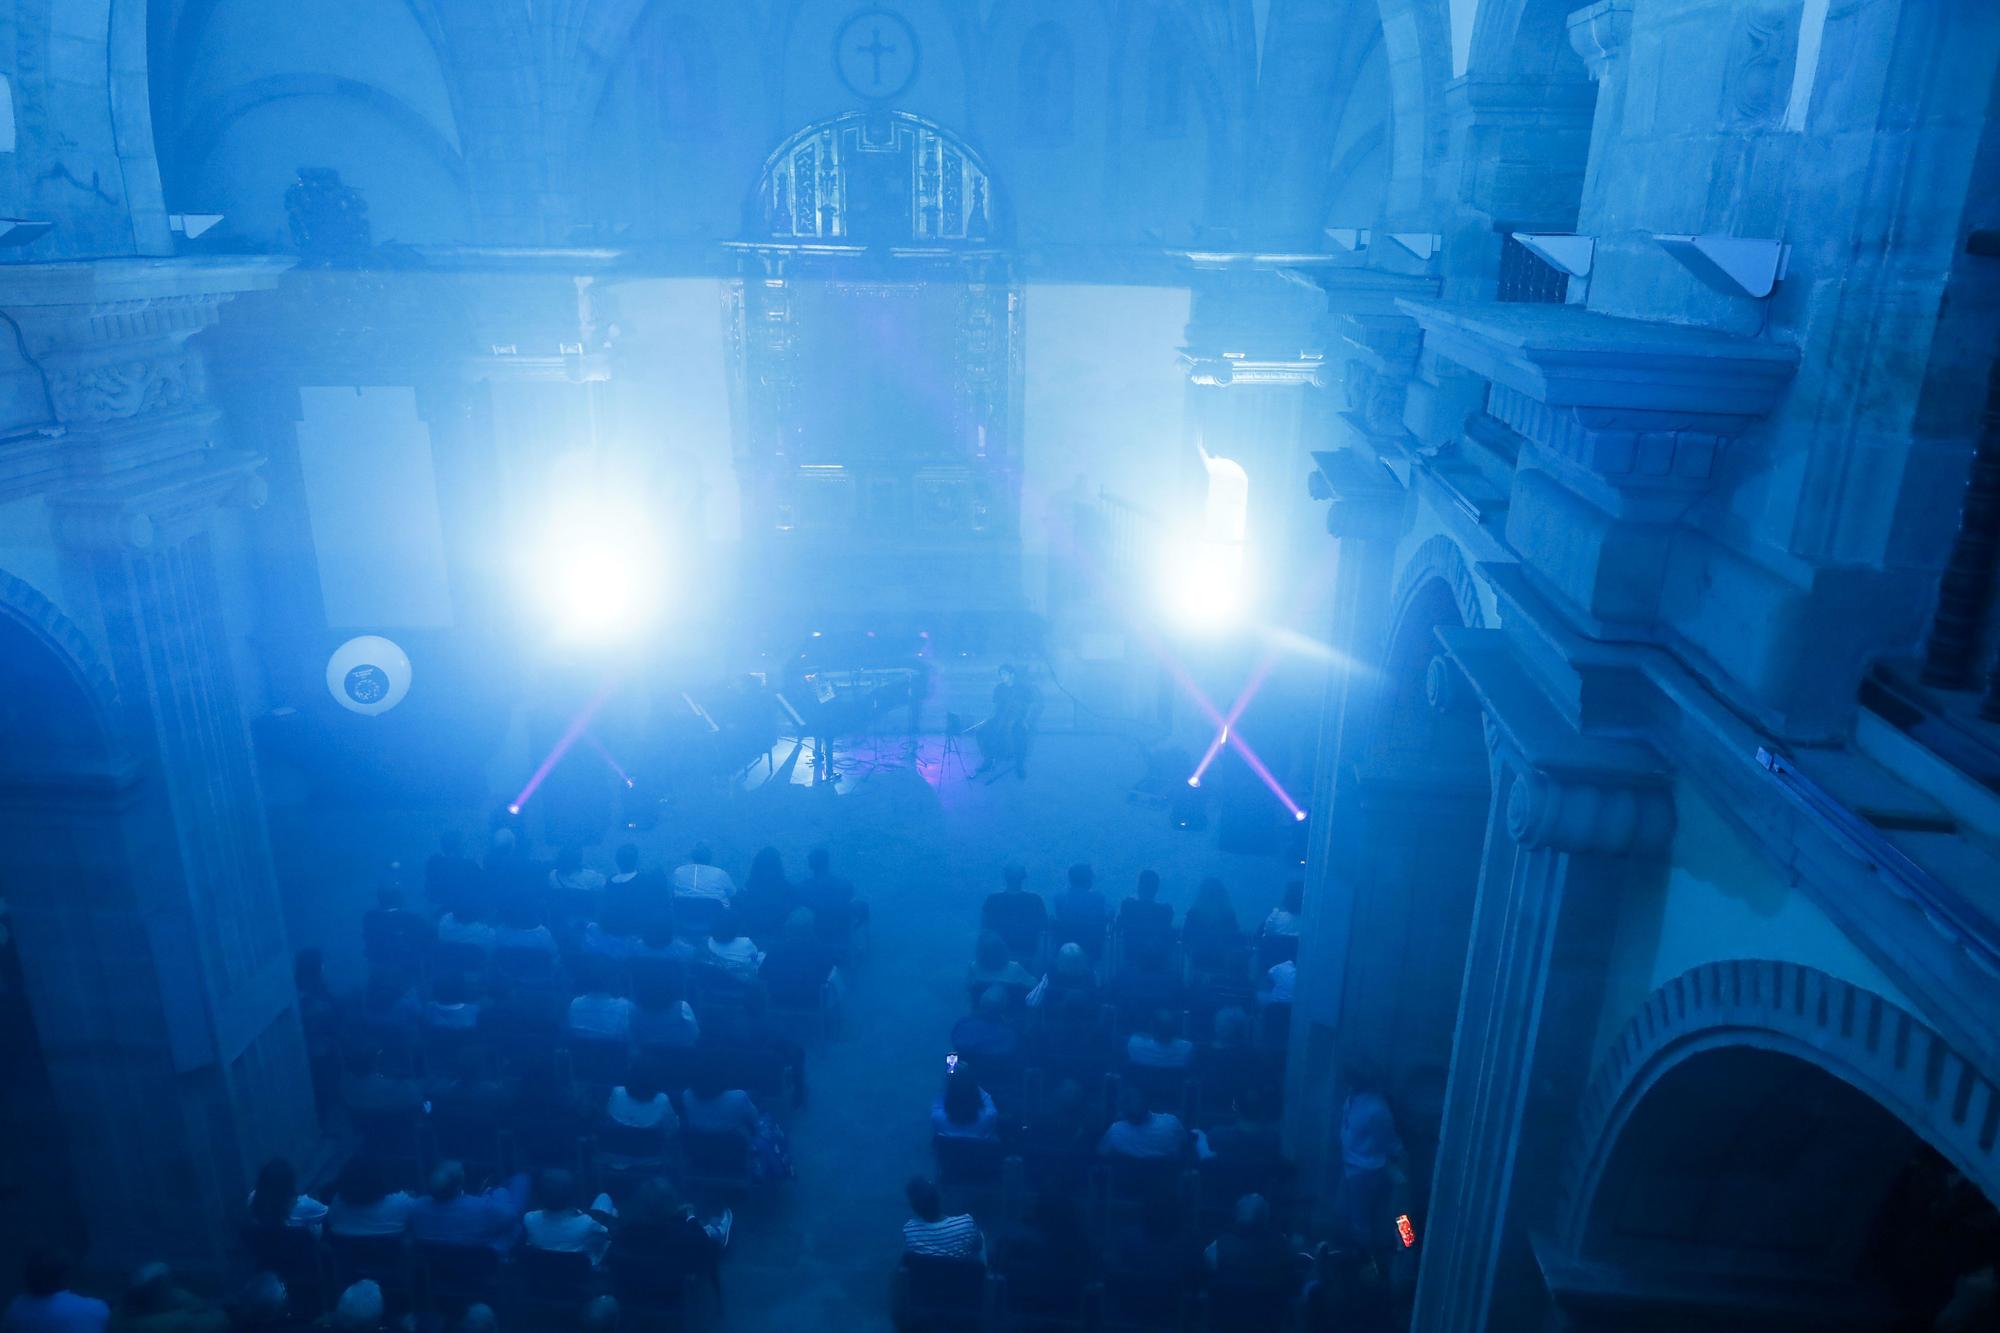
[1145,22,1188,138]
[1019,23,1075,146]
[626,21,717,141]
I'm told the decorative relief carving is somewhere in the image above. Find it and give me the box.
[47,353,199,424]
[1722,5,1800,129]
[1504,767,1674,856]
[759,110,998,244]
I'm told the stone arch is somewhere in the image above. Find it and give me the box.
[1391,532,1489,637]
[749,110,1003,245]
[1018,21,1077,146]
[0,570,125,780]
[1554,959,2000,1310]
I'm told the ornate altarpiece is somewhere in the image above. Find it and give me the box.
[727,111,1024,621]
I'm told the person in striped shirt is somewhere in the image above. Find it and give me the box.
[901,1177,985,1261]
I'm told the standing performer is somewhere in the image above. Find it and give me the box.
[975,663,1042,782]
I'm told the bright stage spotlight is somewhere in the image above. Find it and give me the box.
[530,537,646,638]
[1159,538,1249,634]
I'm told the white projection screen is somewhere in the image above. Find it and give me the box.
[295,385,455,628]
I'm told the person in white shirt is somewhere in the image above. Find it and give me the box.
[548,843,607,897]
[248,1158,328,1236]
[326,1155,419,1238]
[567,960,636,1042]
[1261,880,1304,938]
[1125,1009,1195,1069]
[671,843,736,904]
[704,912,764,982]
[522,1168,614,1267]
[901,1177,985,1260]
[1260,959,1297,1006]
[437,904,496,953]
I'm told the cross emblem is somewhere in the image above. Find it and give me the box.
[833,10,918,101]
[856,25,897,88]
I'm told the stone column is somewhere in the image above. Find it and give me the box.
[1285,449,1411,1197]
[1566,0,1635,229]
[1411,626,1674,1333]
[0,261,317,1273]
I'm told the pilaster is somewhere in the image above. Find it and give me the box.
[1285,447,1413,1201]
[1413,622,1674,1333]
[0,258,316,1273]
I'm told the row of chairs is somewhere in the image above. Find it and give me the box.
[931,1139,1306,1239]
[894,1250,1305,1333]
[245,1222,711,1330]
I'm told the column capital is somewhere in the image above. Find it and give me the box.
[1504,765,1673,855]
[1567,0,1634,82]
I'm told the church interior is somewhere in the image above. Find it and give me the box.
[3,0,2000,1329]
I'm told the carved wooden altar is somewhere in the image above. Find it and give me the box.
[727,111,1024,623]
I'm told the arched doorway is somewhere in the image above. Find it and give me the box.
[1329,538,1494,1223]
[1551,962,2000,1330]
[0,573,315,1271]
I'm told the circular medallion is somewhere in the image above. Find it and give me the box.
[326,635,412,716]
[834,8,920,101]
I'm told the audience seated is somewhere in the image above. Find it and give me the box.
[436,900,495,955]
[325,1281,383,1333]
[671,843,735,906]
[606,1178,729,1299]
[736,847,794,941]
[1197,1007,1272,1113]
[1259,957,1297,1007]
[407,1161,530,1253]
[1000,1189,1096,1318]
[1019,1077,1098,1187]
[1116,869,1175,952]
[578,1295,620,1332]
[1204,1193,1296,1290]
[980,864,1046,961]
[682,1065,792,1181]
[491,894,559,965]
[222,1274,292,1333]
[797,848,863,947]
[707,984,809,1107]
[293,949,342,1117]
[1126,1008,1194,1070]
[601,844,659,934]
[4,1249,109,1333]
[1182,878,1241,973]
[1203,1087,1285,1175]
[759,908,837,1009]
[567,958,635,1042]
[967,931,1036,1001]
[1051,863,1110,960]
[1099,1083,1192,1161]
[548,843,607,899]
[522,1168,614,1267]
[630,966,700,1050]
[361,887,428,971]
[1299,1243,1393,1333]
[325,1155,417,1238]
[425,830,483,917]
[900,1177,985,1260]
[950,987,1020,1069]
[108,1263,226,1333]
[703,910,764,982]
[248,1159,326,1236]
[1027,942,1097,1010]
[931,1070,1001,1142]
[1333,1070,1402,1263]
[1261,881,1303,942]
[424,972,480,1031]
